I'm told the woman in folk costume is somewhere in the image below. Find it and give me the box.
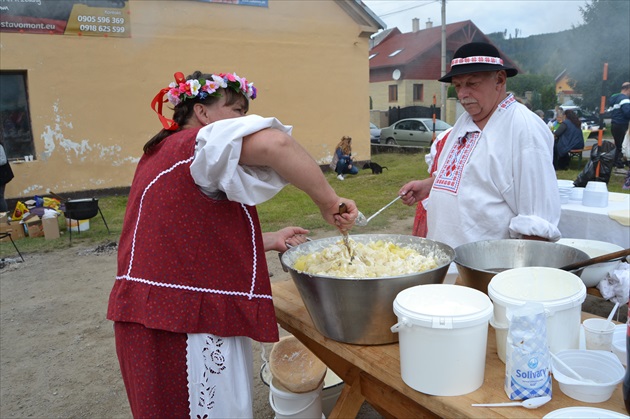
[107,70,358,418]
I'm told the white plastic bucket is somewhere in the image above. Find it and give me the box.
[489,317,508,363]
[269,378,323,419]
[261,362,342,417]
[66,218,89,232]
[391,284,493,396]
[488,267,586,363]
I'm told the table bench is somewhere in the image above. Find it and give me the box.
[568,145,593,168]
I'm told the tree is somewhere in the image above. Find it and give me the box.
[560,0,630,109]
[506,74,556,109]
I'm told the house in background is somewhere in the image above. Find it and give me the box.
[369,18,520,126]
[0,0,383,201]
[554,69,582,105]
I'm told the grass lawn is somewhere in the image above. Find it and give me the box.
[1,149,628,256]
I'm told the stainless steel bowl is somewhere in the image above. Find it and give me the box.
[280,234,455,345]
[454,239,590,295]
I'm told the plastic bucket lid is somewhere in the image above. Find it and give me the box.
[488,267,586,316]
[393,284,493,329]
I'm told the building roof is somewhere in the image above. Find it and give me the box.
[369,20,521,76]
[336,0,386,36]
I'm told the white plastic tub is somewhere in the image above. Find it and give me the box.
[488,267,586,362]
[261,362,343,418]
[391,284,493,396]
[269,378,323,419]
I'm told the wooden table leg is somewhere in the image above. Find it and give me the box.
[284,327,365,418]
[328,374,365,419]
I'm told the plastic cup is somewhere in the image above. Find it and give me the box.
[583,318,615,351]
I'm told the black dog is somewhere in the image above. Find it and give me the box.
[362,162,388,174]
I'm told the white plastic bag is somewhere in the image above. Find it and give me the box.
[622,130,630,159]
[505,302,553,400]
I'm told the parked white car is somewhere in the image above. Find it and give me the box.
[370,123,381,144]
[380,118,451,146]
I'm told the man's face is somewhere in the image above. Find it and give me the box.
[451,71,505,123]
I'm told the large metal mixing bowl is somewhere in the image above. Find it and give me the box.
[280,234,455,345]
[454,239,590,295]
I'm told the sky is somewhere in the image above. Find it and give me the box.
[362,0,586,38]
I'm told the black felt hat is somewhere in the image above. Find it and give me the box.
[438,42,517,83]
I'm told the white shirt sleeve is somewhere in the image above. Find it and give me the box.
[507,110,562,241]
[190,114,292,206]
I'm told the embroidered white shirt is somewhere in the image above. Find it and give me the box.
[427,94,561,248]
[190,114,292,206]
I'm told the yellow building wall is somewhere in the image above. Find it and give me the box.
[1,0,376,199]
[556,74,573,92]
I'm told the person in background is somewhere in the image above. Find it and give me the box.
[547,106,564,131]
[553,109,584,170]
[534,109,545,120]
[0,140,14,213]
[107,70,358,419]
[399,42,561,249]
[608,82,630,169]
[331,135,359,181]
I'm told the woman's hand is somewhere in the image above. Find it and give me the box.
[326,198,358,233]
[399,178,434,206]
[263,227,310,252]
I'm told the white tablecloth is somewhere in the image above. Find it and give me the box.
[559,192,630,248]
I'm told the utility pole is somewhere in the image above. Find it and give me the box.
[440,0,446,119]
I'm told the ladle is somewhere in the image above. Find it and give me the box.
[355,196,401,226]
[337,203,354,261]
[560,248,630,272]
[472,395,551,409]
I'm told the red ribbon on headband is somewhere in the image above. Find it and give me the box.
[150,72,187,131]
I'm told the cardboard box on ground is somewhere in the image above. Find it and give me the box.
[0,212,26,242]
[23,214,44,238]
[43,217,60,240]
[22,213,60,240]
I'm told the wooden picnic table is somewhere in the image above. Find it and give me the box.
[272,279,628,418]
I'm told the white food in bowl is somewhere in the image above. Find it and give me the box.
[293,239,439,278]
[556,239,624,287]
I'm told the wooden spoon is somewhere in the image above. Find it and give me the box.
[559,248,630,272]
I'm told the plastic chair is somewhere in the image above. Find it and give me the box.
[0,232,25,262]
[63,198,110,243]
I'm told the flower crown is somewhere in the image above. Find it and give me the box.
[166,72,257,106]
[151,71,257,131]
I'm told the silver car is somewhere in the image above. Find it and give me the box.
[380,118,451,146]
[370,123,381,144]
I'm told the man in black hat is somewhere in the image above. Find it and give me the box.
[399,42,561,248]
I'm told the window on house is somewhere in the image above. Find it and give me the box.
[389,49,403,57]
[388,85,398,102]
[413,84,424,101]
[0,71,35,160]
